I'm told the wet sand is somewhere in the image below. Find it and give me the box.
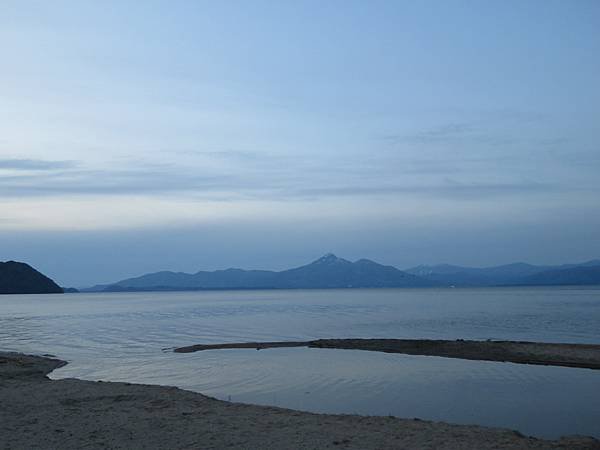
[174,338,600,369]
[1,351,599,449]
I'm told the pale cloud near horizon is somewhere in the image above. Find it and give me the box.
[0,117,598,231]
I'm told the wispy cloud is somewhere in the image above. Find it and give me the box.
[177,150,268,161]
[0,158,77,170]
[291,180,559,200]
[0,166,236,197]
[383,123,476,145]
[0,136,595,206]
[0,158,562,202]
[382,120,572,149]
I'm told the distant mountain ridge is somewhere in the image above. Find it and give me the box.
[405,259,600,287]
[517,265,600,286]
[87,253,437,292]
[84,255,600,293]
[0,261,63,294]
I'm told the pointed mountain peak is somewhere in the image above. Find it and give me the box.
[313,253,347,264]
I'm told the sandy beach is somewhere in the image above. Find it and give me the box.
[1,352,598,450]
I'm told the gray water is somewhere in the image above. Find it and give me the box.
[1,287,599,439]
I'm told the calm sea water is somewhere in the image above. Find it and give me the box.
[1,287,599,439]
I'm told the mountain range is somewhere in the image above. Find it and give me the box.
[85,254,434,291]
[82,254,600,292]
[405,259,600,286]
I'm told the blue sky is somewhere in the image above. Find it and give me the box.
[1,1,599,286]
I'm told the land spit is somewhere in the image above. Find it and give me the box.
[174,338,600,370]
[1,352,599,450]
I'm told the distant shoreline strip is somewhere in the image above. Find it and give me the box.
[174,338,600,370]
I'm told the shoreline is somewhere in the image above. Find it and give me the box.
[174,338,600,370]
[1,351,599,449]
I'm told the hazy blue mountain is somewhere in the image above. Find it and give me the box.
[62,287,79,293]
[405,263,544,286]
[105,268,277,291]
[516,265,600,286]
[94,254,438,292]
[0,261,63,294]
[405,260,600,286]
[577,259,600,267]
[86,256,600,292]
[271,254,434,288]
[80,283,111,292]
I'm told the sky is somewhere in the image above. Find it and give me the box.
[1,1,599,286]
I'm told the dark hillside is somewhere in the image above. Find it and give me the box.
[0,261,63,294]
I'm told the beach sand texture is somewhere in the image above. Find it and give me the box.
[1,352,599,450]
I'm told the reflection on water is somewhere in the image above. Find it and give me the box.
[1,287,599,438]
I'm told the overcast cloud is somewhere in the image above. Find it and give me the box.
[1,1,599,285]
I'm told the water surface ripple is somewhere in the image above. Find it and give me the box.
[1,287,599,439]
